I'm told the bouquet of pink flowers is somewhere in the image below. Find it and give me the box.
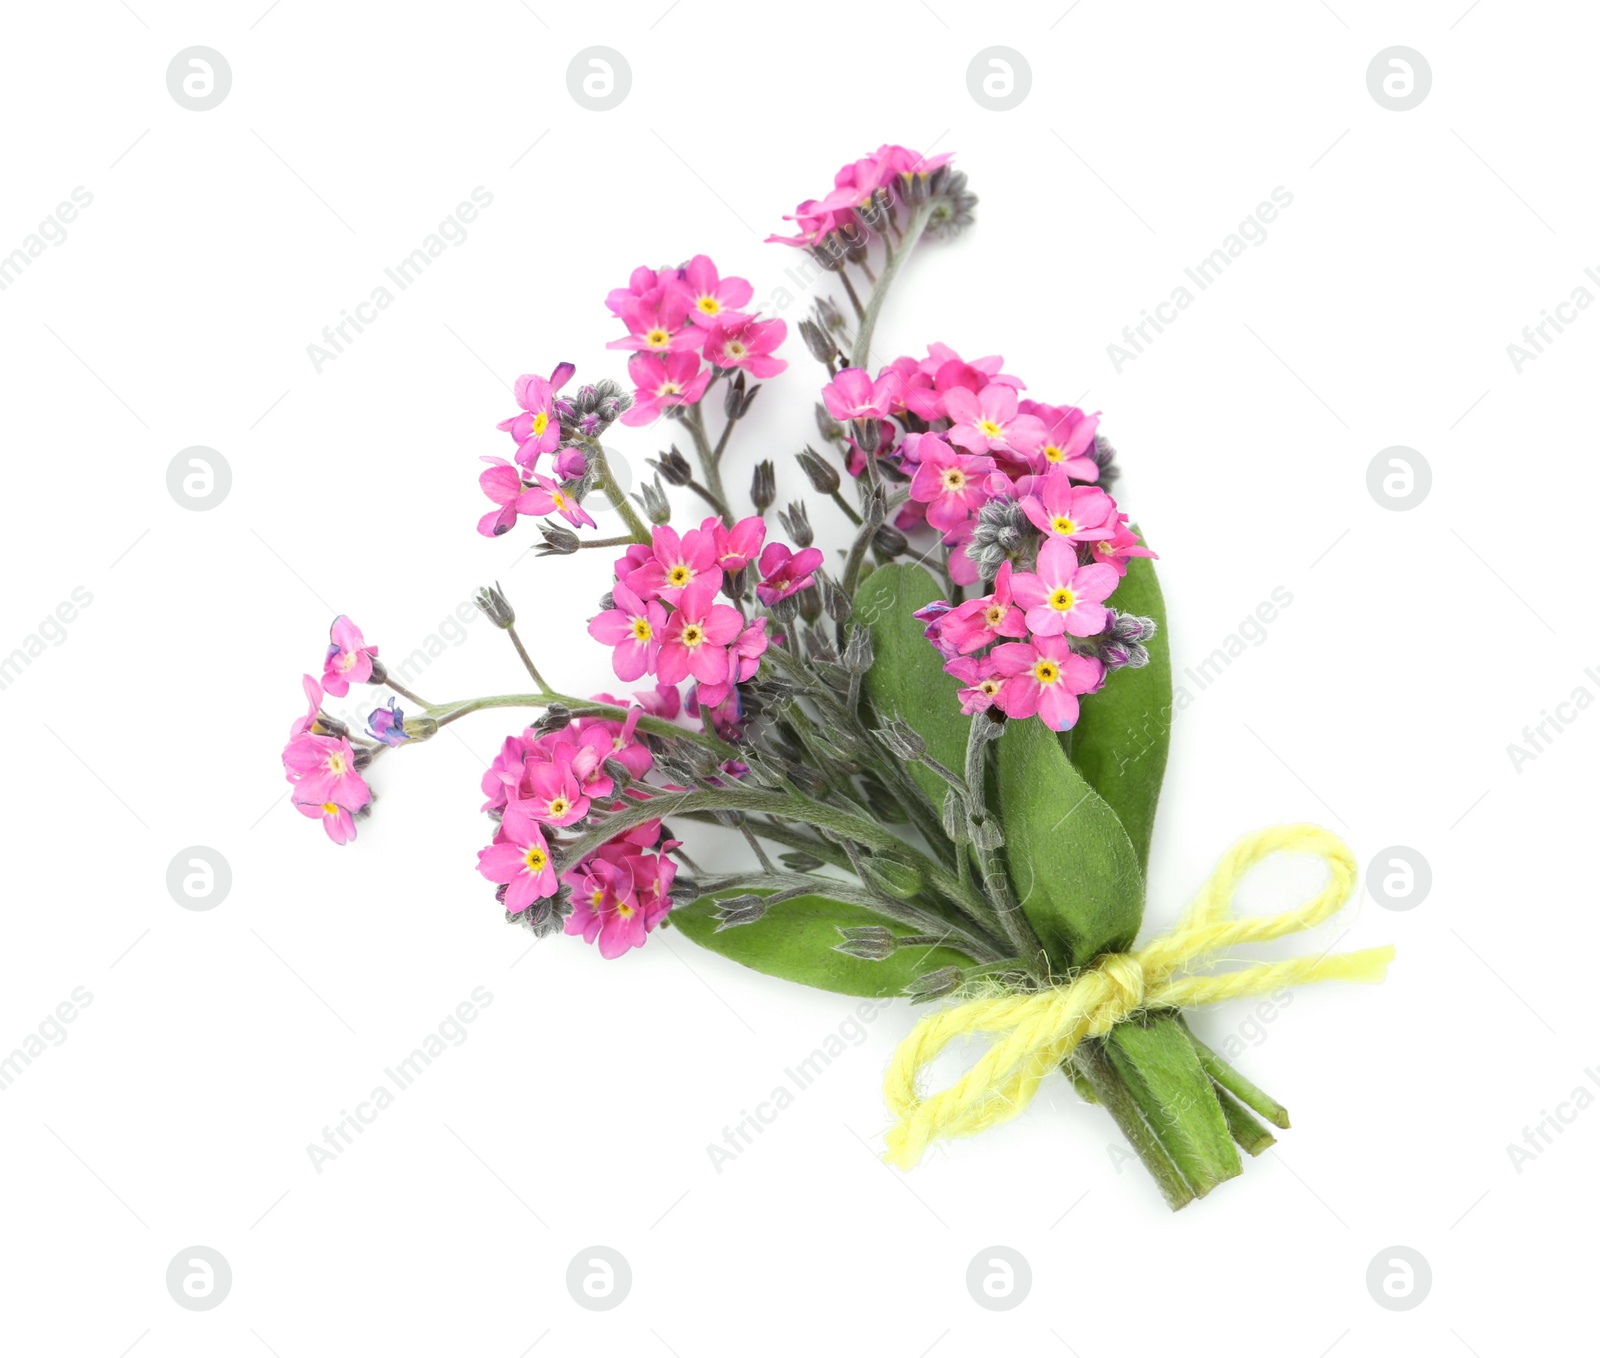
[283,143,1391,1208]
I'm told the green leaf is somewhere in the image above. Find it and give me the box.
[672,891,976,998]
[996,716,1145,969]
[1104,1014,1241,1194]
[1069,548,1171,874]
[855,562,969,810]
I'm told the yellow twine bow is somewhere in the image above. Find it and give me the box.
[882,824,1395,1169]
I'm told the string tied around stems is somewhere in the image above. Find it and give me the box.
[881,824,1395,1169]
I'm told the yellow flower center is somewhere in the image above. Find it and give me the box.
[1050,587,1076,612]
[321,802,338,816]
[1051,516,1077,537]
[591,889,605,907]
[1043,443,1063,462]
[1034,660,1061,685]
[726,340,747,359]
[552,489,568,509]
[984,604,1005,626]
[682,624,704,647]
[942,468,967,491]
[530,411,548,436]
[659,381,682,396]
[616,899,636,918]
[977,419,1004,439]
[697,296,720,315]
[667,564,691,586]
[327,752,347,775]
[646,328,671,348]
[523,846,548,872]
[632,617,653,641]
[548,797,569,818]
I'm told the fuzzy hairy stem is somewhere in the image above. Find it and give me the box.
[849,200,936,370]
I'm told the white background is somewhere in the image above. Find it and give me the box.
[1,1,1594,1353]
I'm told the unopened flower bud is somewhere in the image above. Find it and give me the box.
[653,446,694,486]
[401,716,438,743]
[906,966,965,1003]
[635,479,672,525]
[835,925,896,961]
[536,522,580,556]
[942,789,970,842]
[815,403,845,444]
[751,459,776,512]
[799,319,837,365]
[797,583,823,625]
[597,590,615,613]
[872,523,908,560]
[777,502,813,547]
[602,757,633,792]
[842,624,873,675]
[861,859,923,900]
[853,416,881,454]
[822,573,851,623]
[714,894,768,930]
[777,851,824,872]
[817,297,846,333]
[474,582,516,629]
[723,372,747,420]
[1110,611,1158,643]
[796,446,840,495]
[860,482,888,528]
[876,717,925,760]
[365,656,389,685]
[1091,432,1121,488]
[352,746,375,771]
[533,704,571,734]
[1102,640,1148,671]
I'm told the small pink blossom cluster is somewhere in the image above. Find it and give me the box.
[590,516,818,720]
[605,256,788,425]
[479,362,608,539]
[280,618,383,843]
[818,345,1156,732]
[474,705,679,956]
[767,143,955,248]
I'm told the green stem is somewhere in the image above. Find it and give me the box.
[699,870,1003,961]
[849,200,935,369]
[383,677,430,708]
[1184,1028,1291,1130]
[838,268,866,321]
[684,404,729,516]
[426,691,733,757]
[559,786,904,866]
[503,624,550,693]
[583,437,650,542]
[965,715,1044,966]
[1214,1082,1277,1156]
[685,477,732,521]
[1072,1043,1195,1212]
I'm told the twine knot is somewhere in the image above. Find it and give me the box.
[881,824,1395,1169]
[1084,953,1146,1036]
